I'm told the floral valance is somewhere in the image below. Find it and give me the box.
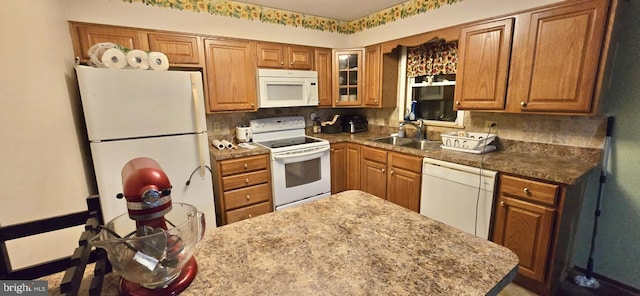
[406,40,458,77]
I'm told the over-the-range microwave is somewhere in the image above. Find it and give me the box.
[257,69,318,108]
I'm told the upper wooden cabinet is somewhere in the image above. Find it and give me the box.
[511,0,609,113]
[333,49,364,107]
[70,23,147,62]
[147,33,200,65]
[69,22,202,68]
[256,42,313,70]
[455,0,614,115]
[364,45,400,108]
[314,48,333,107]
[454,18,514,110]
[204,38,258,112]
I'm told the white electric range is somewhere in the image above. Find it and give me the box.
[250,116,331,210]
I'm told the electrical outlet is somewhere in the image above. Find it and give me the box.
[213,121,221,132]
[484,120,498,132]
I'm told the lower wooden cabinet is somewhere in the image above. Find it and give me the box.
[330,143,347,193]
[492,174,585,295]
[213,154,273,225]
[356,145,422,212]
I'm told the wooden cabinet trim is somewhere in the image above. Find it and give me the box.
[147,33,200,65]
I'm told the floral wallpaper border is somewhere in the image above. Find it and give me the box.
[121,0,465,34]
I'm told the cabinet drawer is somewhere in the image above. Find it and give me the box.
[225,201,272,224]
[220,155,269,176]
[388,152,422,173]
[222,170,270,191]
[361,146,387,163]
[147,33,200,64]
[500,175,558,206]
[223,183,271,210]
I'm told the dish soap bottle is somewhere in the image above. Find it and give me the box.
[409,100,417,121]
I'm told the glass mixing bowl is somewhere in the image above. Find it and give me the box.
[90,203,205,289]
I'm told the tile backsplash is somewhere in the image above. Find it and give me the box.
[207,107,607,149]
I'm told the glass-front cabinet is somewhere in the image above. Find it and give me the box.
[333,49,363,107]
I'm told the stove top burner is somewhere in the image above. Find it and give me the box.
[257,136,323,149]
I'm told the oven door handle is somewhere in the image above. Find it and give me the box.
[271,146,330,160]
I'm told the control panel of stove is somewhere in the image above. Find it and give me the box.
[250,116,306,134]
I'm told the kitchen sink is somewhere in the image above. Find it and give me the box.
[369,136,442,151]
[370,136,414,146]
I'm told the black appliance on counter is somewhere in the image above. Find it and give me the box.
[320,115,342,134]
[341,115,368,133]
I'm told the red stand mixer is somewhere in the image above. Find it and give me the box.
[90,157,205,296]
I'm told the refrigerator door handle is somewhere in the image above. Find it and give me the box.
[190,73,206,177]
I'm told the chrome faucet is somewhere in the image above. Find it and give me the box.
[399,119,424,139]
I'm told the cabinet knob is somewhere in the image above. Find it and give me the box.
[524,187,530,194]
[381,168,386,173]
[244,163,248,169]
[390,170,394,175]
[251,103,255,107]
[500,201,505,207]
[245,178,249,184]
[290,62,293,65]
[336,100,339,103]
[280,61,284,65]
[456,101,460,105]
[248,214,253,218]
[374,99,378,103]
[520,101,527,107]
[246,194,251,200]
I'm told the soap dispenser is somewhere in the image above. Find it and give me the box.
[409,100,418,121]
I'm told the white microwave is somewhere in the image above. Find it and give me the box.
[257,69,318,108]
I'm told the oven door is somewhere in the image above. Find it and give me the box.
[270,145,331,210]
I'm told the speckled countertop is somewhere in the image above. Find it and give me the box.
[209,131,597,185]
[311,131,599,185]
[44,190,519,295]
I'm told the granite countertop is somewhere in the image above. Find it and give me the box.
[311,131,598,185]
[44,190,519,295]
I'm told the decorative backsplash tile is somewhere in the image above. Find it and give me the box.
[120,0,464,34]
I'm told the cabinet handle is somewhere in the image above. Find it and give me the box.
[245,178,249,184]
[374,99,378,103]
[524,187,530,194]
[456,101,460,105]
[251,103,255,107]
[290,62,293,65]
[248,214,253,218]
[390,170,394,175]
[381,168,386,173]
[520,101,527,107]
[336,100,339,103]
[246,194,251,200]
[280,61,284,65]
[244,163,248,169]
[500,201,505,207]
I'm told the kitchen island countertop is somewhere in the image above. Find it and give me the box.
[45,190,518,295]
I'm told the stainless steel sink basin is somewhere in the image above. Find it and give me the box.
[370,136,441,151]
[402,139,442,150]
[370,136,414,146]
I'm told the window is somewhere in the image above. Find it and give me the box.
[398,45,464,127]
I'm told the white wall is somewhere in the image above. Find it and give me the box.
[0,1,92,269]
[348,0,563,47]
[63,0,349,48]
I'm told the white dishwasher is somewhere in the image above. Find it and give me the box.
[420,158,497,239]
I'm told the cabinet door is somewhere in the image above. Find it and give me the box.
[386,152,422,212]
[330,143,347,194]
[288,45,313,70]
[314,48,333,107]
[346,143,361,190]
[364,45,382,107]
[73,24,147,63]
[148,33,200,65]
[361,159,387,199]
[517,0,608,113]
[204,39,257,112]
[454,18,514,110]
[256,42,286,68]
[492,196,555,282]
[333,50,363,107]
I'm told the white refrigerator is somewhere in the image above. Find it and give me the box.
[75,65,216,226]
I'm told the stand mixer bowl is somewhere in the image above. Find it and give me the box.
[90,203,205,289]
